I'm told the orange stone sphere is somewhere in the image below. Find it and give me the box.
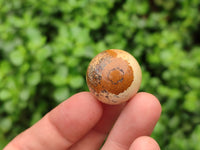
[86,49,142,105]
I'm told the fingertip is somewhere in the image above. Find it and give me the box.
[73,92,103,110]
[130,136,160,150]
[66,91,103,116]
[132,92,162,117]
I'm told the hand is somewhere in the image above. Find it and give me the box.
[4,92,161,150]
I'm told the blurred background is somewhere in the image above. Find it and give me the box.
[0,0,200,149]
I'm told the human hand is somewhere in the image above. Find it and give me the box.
[4,92,161,150]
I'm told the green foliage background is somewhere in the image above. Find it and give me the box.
[0,0,200,149]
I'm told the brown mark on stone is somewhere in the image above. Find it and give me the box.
[86,50,134,95]
[101,57,133,95]
[108,67,124,85]
[105,49,117,57]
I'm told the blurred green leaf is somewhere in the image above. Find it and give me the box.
[51,65,68,86]
[9,48,25,66]
[53,87,69,102]
[3,101,15,114]
[168,115,180,130]
[187,77,200,89]
[183,91,199,112]
[190,125,200,149]
[0,89,11,101]
[0,117,12,133]
[0,61,11,80]
[68,75,84,89]
[35,46,52,62]
[20,88,31,101]
[27,71,41,86]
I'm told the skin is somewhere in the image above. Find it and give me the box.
[4,92,161,150]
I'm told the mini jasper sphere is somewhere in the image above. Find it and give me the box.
[86,49,142,105]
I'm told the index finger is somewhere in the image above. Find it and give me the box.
[4,92,103,150]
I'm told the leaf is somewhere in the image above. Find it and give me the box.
[30,111,42,126]
[0,117,12,132]
[0,61,11,80]
[4,101,15,114]
[27,71,41,86]
[183,91,199,112]
[69,75,84,89]
[35,46,52,61]
[0,89,11,101]
[20,88,31,101]
[53,87,69,103]
[9,48,25,66]
[51,65,68,86]
[187,77,200,89]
